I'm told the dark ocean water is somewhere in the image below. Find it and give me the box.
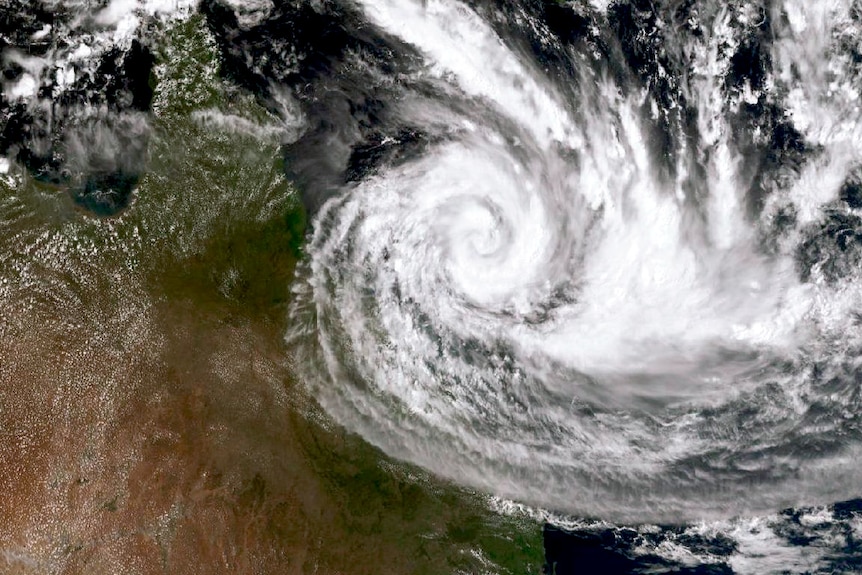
[544,499,862,574]
[5,0,862,572]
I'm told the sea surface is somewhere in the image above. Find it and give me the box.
[3,0,862,573]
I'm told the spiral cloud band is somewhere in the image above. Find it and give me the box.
[288,0,862,521]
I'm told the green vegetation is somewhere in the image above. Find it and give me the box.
[0,13,545,575]
[142,15,307,318]
[293,423,544,574]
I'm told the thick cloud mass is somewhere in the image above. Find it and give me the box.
[262,0,862,522]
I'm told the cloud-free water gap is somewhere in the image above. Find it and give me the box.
[4,0,862,571]
[262,0,862,523]
[159,0,862,526]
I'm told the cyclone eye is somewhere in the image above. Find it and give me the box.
[284,0,862,524]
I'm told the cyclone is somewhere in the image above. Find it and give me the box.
[287,0,862,522]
